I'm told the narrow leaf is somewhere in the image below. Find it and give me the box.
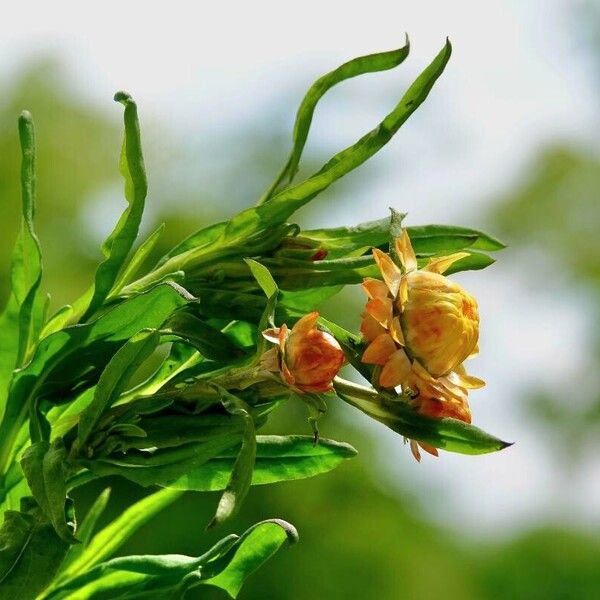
[209,389,256,528]
[20,440,77,543]
[57,488,182,582]
[167,435,357,491]
[77,329,160,447]
[244,259,278,299]
[110,222,165,295]
[0,112,43,410]
[334,379,511,455]
[407,224,506,252]
[44,519,296,600]
[161,312,243,361]
[223,40,452,242]
[0,498,69,600]
[82,92,148,319]
[259,41,410,202]
[201,519,298,598]
[0,283,191,476]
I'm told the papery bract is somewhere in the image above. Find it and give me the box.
[262,312,345,393]
[361,229,485,460]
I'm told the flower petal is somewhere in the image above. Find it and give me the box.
[398,276,408,312]
[395,229,417,272]
[411,359,436,383]
[291,311,319,335]
[281,358,295,385]
[372,248,401,297]
[260,347,280,372]
[262,328,281,344]
[451,365,485,389]
[361,333,397,365]
[423,252,470,275]
[362,277,390,300]
[379,349,412,388]
[278,323,289,353]
[389,316,405,346]
[410,440,422,462]
[365,297,393,328]
[360,312,387,342]
[418,442,439,457]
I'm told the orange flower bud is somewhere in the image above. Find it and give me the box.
[262,312,345,393]
[401,270,479,377]
[359,228,485,460]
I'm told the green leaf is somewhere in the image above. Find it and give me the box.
[58,488,111,577]
[166,435,357,491]
[298,219,505,260]
[0,497,69,600]
[157,220,228,267]
[161,312,244,361]
[244,258,278,299]
[38,304,74,341]
[298,217,391,259]
[43,519,297,600]
[82,428,245,488]
[56,488,182,583]
[77,329,161,448]
[224,40,452,243]
[144,42,451,291]
[0,282,191,476]
[317,317,371,381]
[107,413,246,452]
[406,224,506,253]
[201,519,298,598]
[439,250,496,275]
[264,255,378,289]
[334,379,511,455]
[117,341,200,404]
[172,245,495,298]
[0,112,43,411]
[0,302,20,417]
[20,440,77,543]
[192,288,267,322]
[14,112,44,366]
[82,92,148,320]
[208,389,256,528]
[110,222,165,295]
[244,259,279,357]
[259,41,410,203]
[279,285,343,313]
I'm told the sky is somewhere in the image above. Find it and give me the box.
[1,0,598,535]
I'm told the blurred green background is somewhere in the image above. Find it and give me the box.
[1,1,600,598]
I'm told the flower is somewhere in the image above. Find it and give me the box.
[262,312,345,393]
[360,229,484,460]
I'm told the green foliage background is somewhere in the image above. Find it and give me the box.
[1,50,599,598]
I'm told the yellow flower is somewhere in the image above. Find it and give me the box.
[360,229,484,460]
[262,312,345,393]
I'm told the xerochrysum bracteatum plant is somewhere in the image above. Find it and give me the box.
[0,38,510,599]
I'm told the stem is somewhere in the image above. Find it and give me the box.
[333,377,378,401]
[332,377,397,421]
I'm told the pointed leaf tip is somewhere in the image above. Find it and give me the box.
[263,519,299,544]
[19,110,33,123]
[114,91,133,104]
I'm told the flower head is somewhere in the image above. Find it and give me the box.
[262,312,345,393]
[360,229,484,458]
